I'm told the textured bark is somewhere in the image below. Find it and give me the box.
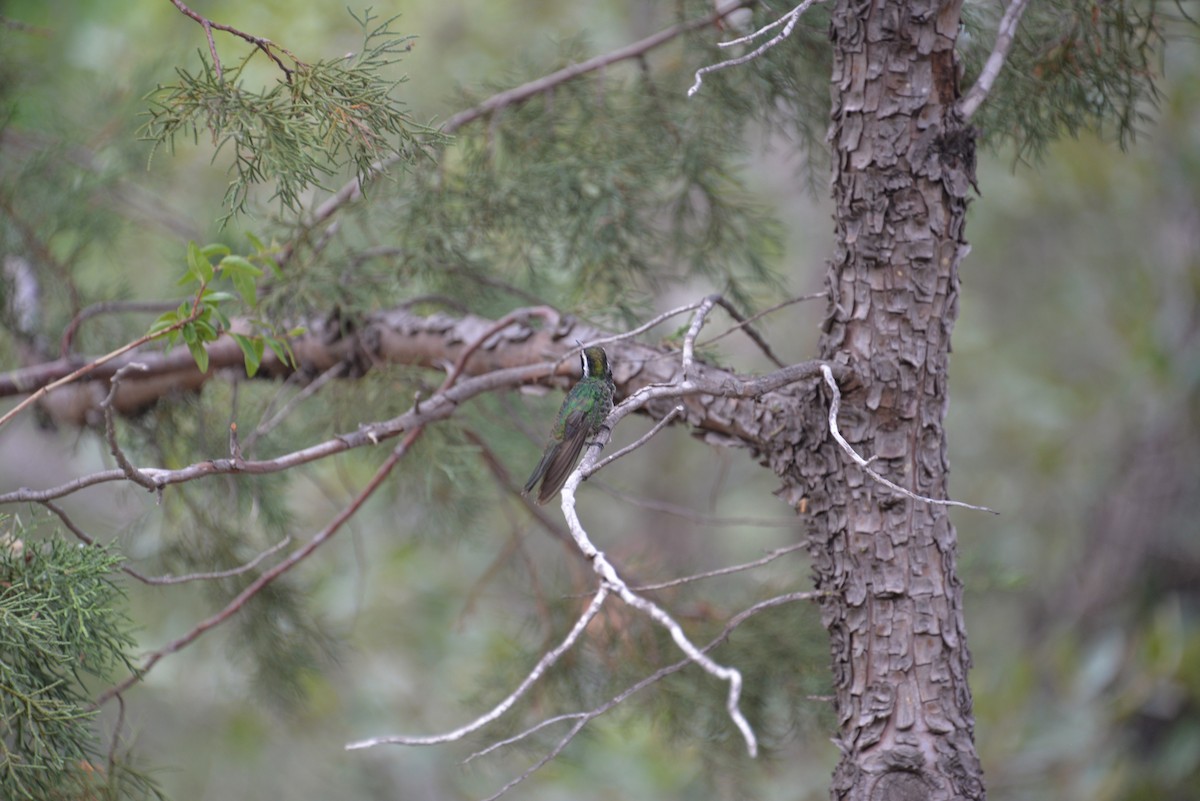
[785,0,985,798]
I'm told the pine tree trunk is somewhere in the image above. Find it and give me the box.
[798,0,985,797]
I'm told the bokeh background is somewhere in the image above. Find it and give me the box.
[1,1,1198,799]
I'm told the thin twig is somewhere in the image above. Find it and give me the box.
[820,365,996,514]
[345,587,609,749]
[39,499,290,586]
[958,0,1032,120]
[289,2,756,265]
[60,300,178,357]
[130,537,292,585]
[709,296,788,368]
[593,483,799,528]
[584,298,711,351]
[464,590,822,799]
[681,294,721,379]
[106,692,126,773]
[243,362,347,454]
[101,363,157,492]
[630,542,809,592]
[689,0,823,97]
[93,426,417,707]
[167,0,297,80]
[698,291,826,351]
[0,283,209,431]
[586,405,683,476]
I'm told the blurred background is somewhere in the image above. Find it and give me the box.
[1,1,1197,799]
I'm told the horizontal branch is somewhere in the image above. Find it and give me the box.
[1,306,849,507]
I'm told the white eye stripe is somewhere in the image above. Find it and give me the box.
[580,350,588,376]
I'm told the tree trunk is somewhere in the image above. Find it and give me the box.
[795,0,985,797]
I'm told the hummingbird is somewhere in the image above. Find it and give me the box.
[523,345,615,505]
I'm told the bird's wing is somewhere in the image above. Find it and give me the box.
[536,409,593,504]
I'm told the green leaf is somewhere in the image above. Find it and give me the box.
[148,310,180,334]
[200,243,232,260]
[185,241,214,285]
[232,333,265,377]
[264,336,293,368]
[199,289,238,304]
[187,340,210,373]
[193,319,218,341]
[219,255,263,277]
[231,270,259,307]
[181,322,197,345]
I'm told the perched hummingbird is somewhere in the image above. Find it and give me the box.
[523,345,615,505]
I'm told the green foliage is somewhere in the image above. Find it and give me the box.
[267,31,788,329]
[141,9,443,219]
[151,238,299,376]
[0,516,160,801]
[962,0,1181,156]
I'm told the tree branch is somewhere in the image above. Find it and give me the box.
[91,318,525,703]
[0,305,847,509]
[464,590,822,799]
[688,0,823,97]
[958,0,1032,120]
[39,499,290,586]
[344,586,610,749]
[101,363,158,492]
[167,0,298,81]
[290,2,757,259]
[629,542,809,592]
[820,365,996,514]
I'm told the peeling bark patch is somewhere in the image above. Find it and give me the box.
[870,770,936,801]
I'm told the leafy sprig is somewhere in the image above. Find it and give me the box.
[151,237,300,377]
[141,8,444,219]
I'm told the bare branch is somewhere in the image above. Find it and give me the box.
[593,483,799,528]
[60,300,177,357]
[344,586,610,749]
[242,362,347,454]
[0,283,209,431]
[630,542,809,592]
[101,363,157,492]
[820,365,996,514]
[465,590,823,798]
[958,0,1031,120]
[699,291,826,351]
[688,0,823,98]
[586,404,684,476]
[0,360,556,506]
[93,424,417,706]
[39,499,290,586]
[583,298,711,352]
[167,0,298,81]
[562,479,759,756]
[290,2,756,262]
